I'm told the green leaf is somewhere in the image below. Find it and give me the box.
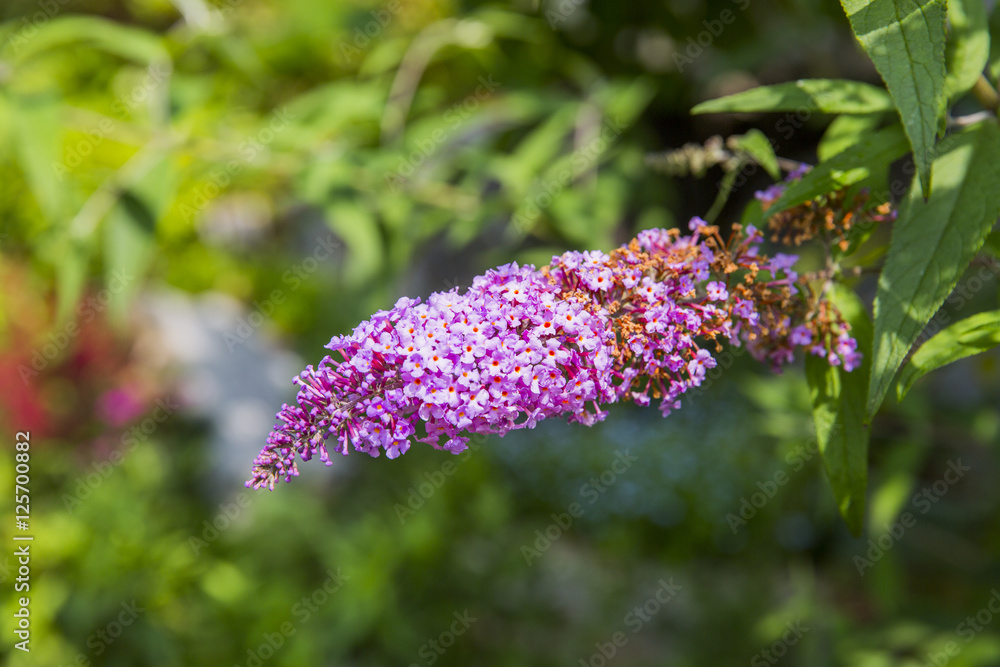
[55,239,90,326]
[103,157,175,322]
[596,77,657,127]
[732,129,780,180]
[325,202,382,286]
[868,440,926,543]
[983,228,1000,258]
[691,79,894,115]
[897,310,1000,399]
[840,0,948,196]
[989,2,1000,83]
[103,194,156,324]
[740,197,765,226]
[817,114,885,161]
[806,284,871,536]
[495,104,579,193]
[757,124,909,222]
[3,15,169,66]
[869,122,1000,417]
[944,0,990,100]
[11,94,64,224]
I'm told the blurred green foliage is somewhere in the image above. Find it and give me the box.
[0,0,999,666]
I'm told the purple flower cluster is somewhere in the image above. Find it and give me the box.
[248,223,859,490]
[249,264,617,489]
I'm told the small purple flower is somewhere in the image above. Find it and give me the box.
[769,253,799,273]
[754,183,785,202]
[688,216,708,231]
[836,332,863,372]
[706,281,729,302]
[789,325,812,347]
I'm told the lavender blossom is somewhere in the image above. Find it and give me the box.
[248,223,858,490]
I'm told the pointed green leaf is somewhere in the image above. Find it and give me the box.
[732,129,780,180]
[757,124,909,222]
[806,284,871,536]
[869,122,1000,417]
[817,113,886,161]
[840,0,948,196]
[691,79,894,115]
[944,0,990,100]
[897,310,1000,399]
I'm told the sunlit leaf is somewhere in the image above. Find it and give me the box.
[840,0,948,196]
[817,114,885,161]
[869,122,1000,417]
[944,0,990,100]
[691,79,894,115]
[733,129,780,180]
[755,124,909,223]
